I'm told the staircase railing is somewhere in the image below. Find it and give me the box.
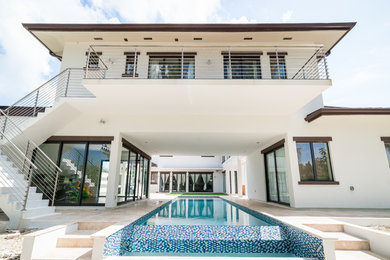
[0,109,62,210]
[1,68,93,133]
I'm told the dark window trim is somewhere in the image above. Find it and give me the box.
[294,139,335,183]
[85,52,102,56]
[146,52,197,56]
[380,137,390,143]
[298,181,339,185]
[122,138,151,160]
[123,51,140,55]
[267,52,288,56]
[47,136,114,142]
[261,139,285,154]
[293,136,332,142]
[221,51,263,56]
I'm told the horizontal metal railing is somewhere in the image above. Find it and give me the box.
[84,44,329,80]
[0,110,62,210]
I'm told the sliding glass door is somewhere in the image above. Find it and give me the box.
[189,173,213,192]
[265,146,290,205]
[172,173,186,192]
[159,172,170,192]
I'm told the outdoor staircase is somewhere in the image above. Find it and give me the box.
[0,68,94,229]
[305,224,388,260]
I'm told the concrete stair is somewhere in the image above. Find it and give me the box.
[0,153,59,229]
[28,222,114,260]
[304,223,388,260]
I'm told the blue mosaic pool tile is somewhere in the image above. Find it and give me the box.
[104,197,325,259]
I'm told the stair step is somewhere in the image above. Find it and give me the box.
[23,211,60,220]
[33,248,92,260]
[305,223,344,232]
[23,206,56,218]
[57,235,94,248]
[335,250,389,260]
[327,232,370,250]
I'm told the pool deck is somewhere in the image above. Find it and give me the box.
[29,195,390,227]
[23,195,390,260]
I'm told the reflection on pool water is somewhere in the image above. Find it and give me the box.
[104,197,325,259]
[141,197,270,226]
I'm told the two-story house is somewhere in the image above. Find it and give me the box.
[1,22,390,228]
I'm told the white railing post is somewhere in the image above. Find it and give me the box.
[133,48,137,78]
[275,49,280,79]
[64,69,71,97]
[322,47,329,79]
[85,47,91,78]
[33,90,39,117]
[181,48,184,79]
[228,48,232,79]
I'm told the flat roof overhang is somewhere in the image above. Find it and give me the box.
[23,22,356,60]
[305,107,390,122]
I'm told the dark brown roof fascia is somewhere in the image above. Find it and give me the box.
[305,107,390,122]
[22,22,356,33]
[261,139,285,154]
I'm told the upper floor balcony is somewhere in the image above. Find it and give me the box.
[83,44,329,81]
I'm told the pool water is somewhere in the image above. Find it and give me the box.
[141,197,270,226]
[104,196,325,259]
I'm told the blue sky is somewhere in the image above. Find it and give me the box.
[0,0,389,107]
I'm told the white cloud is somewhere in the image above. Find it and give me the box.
[281,10,293,22]
[230,16,257,23]
[0,0,222,105]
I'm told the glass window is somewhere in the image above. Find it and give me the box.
[88,52,100,69]
[265,152,278,201]
[223,55,261,79]
[123,54,138,76]
[148,55,195,79]
[159,172,170,192]
[118,147,129,203]
[82,143,111,205]
[172,173,186,192]
[296,142,333,182]
[270,55,287,79]
[189,173,213,192]
[58,143,87,205]
[384,143,390,167]
[151,172,158,184]
[127,152,137,200]
[33,143,60,200]
[143,158,149,197]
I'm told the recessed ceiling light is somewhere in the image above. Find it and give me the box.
[174,38,179,42]
[144,37,152,40]
[244,37,253,40]
[283,37,293,40]
[193,37,202,41]
[94,37,103,40]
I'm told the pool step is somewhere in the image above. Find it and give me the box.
[328,232,370,250]
[335,250,389,260]
[304,223,344,232]
[57,234,95,248]
[33,248,92,260]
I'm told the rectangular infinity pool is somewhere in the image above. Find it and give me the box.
[104,196,325,259]
[141,197,270,226]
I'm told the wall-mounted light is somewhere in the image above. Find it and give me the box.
[99,119,106,124]
[193,37,202,41]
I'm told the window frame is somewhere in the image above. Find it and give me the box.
[221,52,262,79]
[85,51,102,69]
[146,52,196,79]
[268,52,287,79]
[122,52,140,77]
[381,137,390,167]
[293,137,337,184]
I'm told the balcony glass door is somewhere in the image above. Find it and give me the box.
[265,146,290,205]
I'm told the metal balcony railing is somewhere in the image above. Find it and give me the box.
[84,44,329,80]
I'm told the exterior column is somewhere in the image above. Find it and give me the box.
[105,133,122,208]
[169,171,173,193]
[185,172,189,192]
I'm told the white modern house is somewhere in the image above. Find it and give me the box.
[1,22,390,228]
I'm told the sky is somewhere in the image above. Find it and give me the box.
[0,0,389,107]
